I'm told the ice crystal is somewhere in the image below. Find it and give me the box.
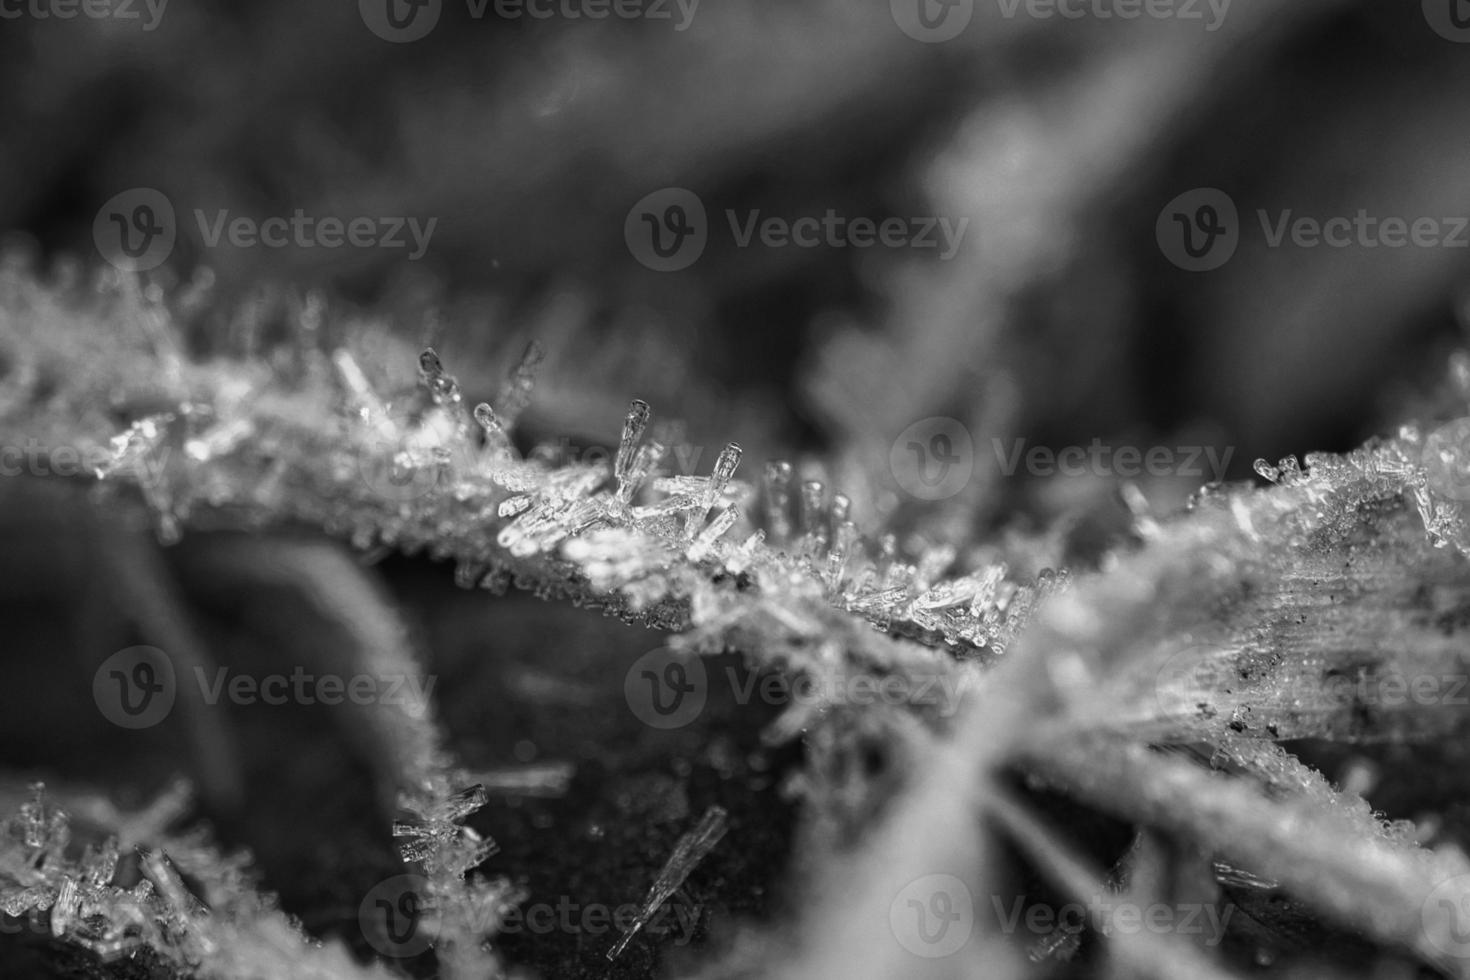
[607,804,728,961]
[18,262,1470,977]
[0,781,402,979]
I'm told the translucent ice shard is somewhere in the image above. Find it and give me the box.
[139,848,208,920]
[498,494,532,518]
[725,530,765,575]
[608,805,728,960]
[616,399,652,493]
[473,763,575,798]
[687,504,739,563]
[332,348,387,419]
[762,461,795,544]
[49,877,77,938]
[620,440,667,506]
[798,479,827,552]
[826,520,859,592]
[494,340,545,430]
[184,417,254,464]
[474,402,514,459]
[418,347,462,410]
[684,443,742,538]
[829,492,851,527]
[394,784,495,871]
[708,443,743,504]
[82,836,120,889]
[18,782,49,848]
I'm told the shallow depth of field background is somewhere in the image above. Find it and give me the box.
[5,0,1470,502]
[3,2,1470,977]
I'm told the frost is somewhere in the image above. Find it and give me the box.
[607,805,728,961]
[15,260,1470,977]
[0,781,402,978]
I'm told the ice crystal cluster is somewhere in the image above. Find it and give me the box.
[11,255,1470,978]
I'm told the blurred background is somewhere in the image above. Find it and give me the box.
[5,1,1470,976]
[7,0,1470,526]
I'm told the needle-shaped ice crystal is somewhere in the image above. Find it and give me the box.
[474,401,515,460]
[619,439,666,506]
[616,399,652,493]
[607,805,728,960]
[498,494,532,518]
[494,340,545,430]
[687,504,739,563]
[684,443,742,538]
[418,347,461,409]
[393,784,494,869]
[763,461,794,543]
